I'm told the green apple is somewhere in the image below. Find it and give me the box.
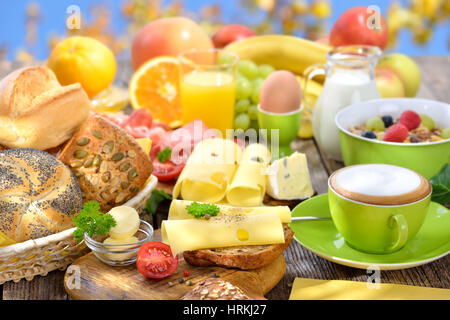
[377,53,421,97]
[375,67,406,98]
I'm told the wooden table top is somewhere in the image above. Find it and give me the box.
[0,56,449,300]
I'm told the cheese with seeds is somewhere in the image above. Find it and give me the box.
[266,152,314,200]
[168,199,291,223]
[161,212,285,255]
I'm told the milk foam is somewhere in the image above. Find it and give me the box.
[335,164,421,197]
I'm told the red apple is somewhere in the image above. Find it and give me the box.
[375,67,405,98]
[131,17,214,70]
[330,7,389,49]
[212,24,255,48]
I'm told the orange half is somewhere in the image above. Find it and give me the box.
[129,56,183,128]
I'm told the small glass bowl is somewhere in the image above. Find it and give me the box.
[84,219,154,266]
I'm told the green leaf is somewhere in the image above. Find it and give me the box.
[72,201,116,243]
[185,202,220,218]
[430,164,450,205]
[157,147,172,163]
[145,189,172,215]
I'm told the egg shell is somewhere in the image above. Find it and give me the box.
[259,70,302,114]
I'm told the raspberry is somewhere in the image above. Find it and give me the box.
[399,110,421,130]
[384,123,409,142]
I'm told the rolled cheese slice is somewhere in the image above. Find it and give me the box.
[168,199,291,223]
[226,143,271,206]
[161,212,285,255]
[173,138,242,203]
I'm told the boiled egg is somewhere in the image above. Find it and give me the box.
[259,70,302,114]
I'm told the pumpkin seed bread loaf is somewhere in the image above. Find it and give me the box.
[58,114,153,212]
[0,148,83,242]
[181,278,252,300]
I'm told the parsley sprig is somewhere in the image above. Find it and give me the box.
[186,202,220,219]
[157,147,172,163]
[72,201,116,243]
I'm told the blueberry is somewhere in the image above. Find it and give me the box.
[362,131,377,139]
[381,115,393,128]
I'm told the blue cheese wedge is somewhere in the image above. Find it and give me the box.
[266,152,314,200]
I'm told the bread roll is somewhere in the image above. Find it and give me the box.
[181,278,252,300]
[0,148,83,242]
[58,114,153,211]
[0,66,91,150]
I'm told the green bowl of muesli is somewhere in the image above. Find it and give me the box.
[335,98,450,179]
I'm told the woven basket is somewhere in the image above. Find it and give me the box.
[0,175,158,284]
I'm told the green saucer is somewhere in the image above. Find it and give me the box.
[289,194,450,270]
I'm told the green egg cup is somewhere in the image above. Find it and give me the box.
[257,105,302,160]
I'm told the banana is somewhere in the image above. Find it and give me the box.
[224,35,332,76]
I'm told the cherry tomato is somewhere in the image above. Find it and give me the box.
[152,159,184,182]
[136,242,178,280]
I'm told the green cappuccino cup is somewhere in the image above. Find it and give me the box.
[328,164,432,254]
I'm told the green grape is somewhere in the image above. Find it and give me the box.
[250,79,263,104]
[365,116,385,131]
[235,99,250,113]
[234,113,250,130]
[217,53,235,65]
[420,114,435,130]
[258,64,275,79]
[236,77,253,100]
[249,119,259,130]
[442,128,450,139]
[248,105,259,121]
[252,78,264,89]
[237,60,259,79]
[237,72,246,80]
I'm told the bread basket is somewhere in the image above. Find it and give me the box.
[0,175,158,284]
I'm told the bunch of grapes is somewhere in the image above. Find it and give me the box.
[219,56,275,131]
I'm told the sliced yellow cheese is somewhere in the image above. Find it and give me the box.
[0,231,16,247]
[136,138,152,155]
[173,138,242,203]
[289,278,450,300]
[168,199,291,223]
[226,143,271,206]
[266,152,314,200]
[161,212,285,255]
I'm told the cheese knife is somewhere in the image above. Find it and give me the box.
[291,216,332,221]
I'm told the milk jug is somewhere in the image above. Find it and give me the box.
[304,46,381,160]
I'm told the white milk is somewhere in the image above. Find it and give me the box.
[313,69,380,160]
[336,164,422,197]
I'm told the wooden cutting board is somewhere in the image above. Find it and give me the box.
[64,230,286,300]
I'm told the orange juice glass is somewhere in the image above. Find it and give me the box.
[179,49,238,136]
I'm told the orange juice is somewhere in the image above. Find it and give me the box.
[180,71,236,136]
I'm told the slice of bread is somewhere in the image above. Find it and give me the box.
[181,278,252,300]
[183,224,294,270]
